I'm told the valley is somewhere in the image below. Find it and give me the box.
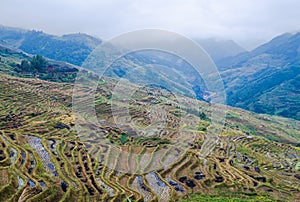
[0,25,299,202]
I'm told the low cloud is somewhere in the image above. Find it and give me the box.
[1,0,300,50]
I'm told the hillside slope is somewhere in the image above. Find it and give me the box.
[0,25,299,121]
[0,25,102,66]
[218,32,300,120]
[0,73,299,201]
[0,44,79,82]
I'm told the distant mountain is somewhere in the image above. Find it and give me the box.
[1,25,298,120]
[218,32,300,120]
[0,25,102,66]
[217,32,300,70]
[0,25,246,66]
[195,38,246,63]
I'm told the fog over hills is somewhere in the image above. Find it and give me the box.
[196,38,246,63]
[0,25,299,120]
[1,0,300,201]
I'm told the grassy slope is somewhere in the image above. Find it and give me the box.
[0,73,299,201]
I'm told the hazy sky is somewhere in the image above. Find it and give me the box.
[1,0,300,50]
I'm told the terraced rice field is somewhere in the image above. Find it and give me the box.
[0,74,300,201]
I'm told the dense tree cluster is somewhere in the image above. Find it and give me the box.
[14,55,78,82]
[18,55,47,72]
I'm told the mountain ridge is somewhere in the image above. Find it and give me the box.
[218,32,300,120]
[0,25,299,120]
[0,25,102,66]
